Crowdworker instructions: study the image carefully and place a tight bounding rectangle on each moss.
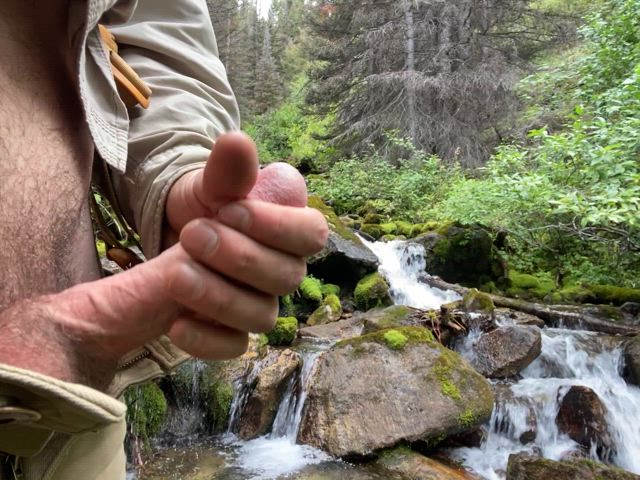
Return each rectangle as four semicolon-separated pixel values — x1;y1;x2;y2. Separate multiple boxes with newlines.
395;221;413;237
337;326;435;352
462;289;495;313
307;294;342;326
366;305;413;331
458;408;476;428
552;284;593;303
433;351;462;401
266;317;298;346
280;294;297;317
257;333;269;349
308;195;360;243
508;271;555;299
321;283;341;297
380;234;398;242
588;284;640;305
379;222;398;235
208;382;233;431
299;276;323;304
383;330;409;350
125;382;167;443
354;273;393;311
409;224;427;237
363;213;384;224
360;223;383;239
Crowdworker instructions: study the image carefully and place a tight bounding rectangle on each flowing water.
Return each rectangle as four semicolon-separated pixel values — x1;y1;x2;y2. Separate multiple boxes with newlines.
361;238;461;308
451;324;640;479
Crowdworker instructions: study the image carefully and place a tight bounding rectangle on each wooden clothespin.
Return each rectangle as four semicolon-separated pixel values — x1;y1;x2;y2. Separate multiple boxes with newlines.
99;24;152;109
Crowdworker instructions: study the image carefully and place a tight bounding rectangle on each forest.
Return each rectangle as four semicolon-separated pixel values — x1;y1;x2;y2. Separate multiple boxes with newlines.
123;1;640;479
206;0;639;294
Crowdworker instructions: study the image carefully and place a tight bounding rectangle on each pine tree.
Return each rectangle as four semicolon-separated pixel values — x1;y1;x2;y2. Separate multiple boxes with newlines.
254;24;284;114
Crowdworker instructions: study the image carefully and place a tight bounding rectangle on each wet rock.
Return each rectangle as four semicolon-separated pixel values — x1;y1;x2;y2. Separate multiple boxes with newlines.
354;273;393;311
491;384;537;445
376;447;479;479
471;326;542;378
414;224;507;288
307;295;343;326
299;317;364;341
462;289;496;314
556;385;614;457
495;309;545;328
237;349;300;439
443;427;488;448
624;337;640;387
307;196;379;289
361;306;422;334
298;327;494;457
506;453;640;480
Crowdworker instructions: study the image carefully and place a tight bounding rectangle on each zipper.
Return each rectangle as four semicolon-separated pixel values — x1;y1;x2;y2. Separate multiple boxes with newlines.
117;349;151;371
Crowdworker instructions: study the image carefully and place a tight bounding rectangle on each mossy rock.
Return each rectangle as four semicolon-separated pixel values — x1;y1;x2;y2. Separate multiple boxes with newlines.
321;283;341;297
587;285;640;306
363;213;384;225
337;326;436;352
362;305;416;333
354;272;393;311
462;289;495;313
307;294;343;326
379;222;398;235
395;221;414;237
417;223;507;288
507;271;555;300
308;195;360;243
125;382;167;444
551;284;595;304
360;223;383;240
299;276;323;304
381;234;398;242
266;317;299;346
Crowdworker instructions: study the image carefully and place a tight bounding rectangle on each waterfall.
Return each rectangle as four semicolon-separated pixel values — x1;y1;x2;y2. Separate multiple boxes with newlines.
450;328;640;479
226;343;330;480
361;238;461;309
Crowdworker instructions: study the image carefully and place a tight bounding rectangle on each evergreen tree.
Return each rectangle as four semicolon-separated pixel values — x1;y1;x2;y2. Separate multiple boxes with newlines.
254;24;284;113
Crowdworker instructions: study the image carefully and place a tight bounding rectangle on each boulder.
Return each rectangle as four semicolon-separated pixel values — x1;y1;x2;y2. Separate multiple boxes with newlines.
266;317;299;346
298;327;494;457
624;337;640;386
237;349;301;439
471;326;542;378
376;447;479;480
462;289;496;314
414;224;507;287
495;309;546;328
506;454;640;480
556;386;614;457
354;273;393;311
307;294;343;326
361;305;421;334
307;196;379;289
299;317;364;341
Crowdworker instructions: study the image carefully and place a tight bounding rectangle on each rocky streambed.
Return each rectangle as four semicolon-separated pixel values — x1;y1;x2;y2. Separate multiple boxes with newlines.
127;201;640;480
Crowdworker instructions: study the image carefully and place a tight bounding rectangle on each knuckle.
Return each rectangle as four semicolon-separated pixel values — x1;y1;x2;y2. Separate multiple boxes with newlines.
235;247;258;273
211;286;233;320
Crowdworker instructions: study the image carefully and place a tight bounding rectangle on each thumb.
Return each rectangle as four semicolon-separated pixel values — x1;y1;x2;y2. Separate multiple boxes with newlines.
197;131;259;213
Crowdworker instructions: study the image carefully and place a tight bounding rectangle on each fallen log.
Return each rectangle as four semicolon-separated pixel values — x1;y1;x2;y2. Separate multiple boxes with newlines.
422;276;640;337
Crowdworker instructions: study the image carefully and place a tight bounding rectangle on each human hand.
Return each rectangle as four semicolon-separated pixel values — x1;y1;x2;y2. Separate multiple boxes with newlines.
0;133;327;389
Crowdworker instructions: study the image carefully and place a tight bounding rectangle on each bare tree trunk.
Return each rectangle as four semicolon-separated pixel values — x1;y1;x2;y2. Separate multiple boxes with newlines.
402;0;418;145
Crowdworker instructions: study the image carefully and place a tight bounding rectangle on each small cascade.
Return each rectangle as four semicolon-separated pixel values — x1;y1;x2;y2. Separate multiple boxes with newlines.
227;360;265;433
451;329;640;479
226;342;331;479
361;238;461;309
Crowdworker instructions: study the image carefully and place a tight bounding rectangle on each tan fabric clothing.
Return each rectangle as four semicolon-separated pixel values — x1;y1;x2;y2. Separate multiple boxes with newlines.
0;0;239;477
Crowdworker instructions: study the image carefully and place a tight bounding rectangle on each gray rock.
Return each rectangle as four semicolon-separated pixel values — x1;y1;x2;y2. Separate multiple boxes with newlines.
471;326;542;378
361;306;422;334
237;349;300;439
624;337;640;386
495;309;546;328
299;317;364;341
506;454;640;480
298;327;494;457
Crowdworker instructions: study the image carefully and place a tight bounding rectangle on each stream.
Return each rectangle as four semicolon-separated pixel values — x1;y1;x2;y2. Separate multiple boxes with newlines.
131;239;640;480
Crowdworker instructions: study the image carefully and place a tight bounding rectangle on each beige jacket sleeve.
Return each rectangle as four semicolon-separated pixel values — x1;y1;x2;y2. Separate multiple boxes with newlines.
106;0;241;258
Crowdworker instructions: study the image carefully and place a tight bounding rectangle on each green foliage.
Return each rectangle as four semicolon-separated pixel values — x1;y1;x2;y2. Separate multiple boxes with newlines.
125;382;167;444
299;275;323;304
266;317;299;346
309;134;460;220
245;78;333;168
383;330;409;350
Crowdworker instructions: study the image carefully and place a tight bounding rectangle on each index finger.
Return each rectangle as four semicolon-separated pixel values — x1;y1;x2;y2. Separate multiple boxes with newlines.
216;200;329;257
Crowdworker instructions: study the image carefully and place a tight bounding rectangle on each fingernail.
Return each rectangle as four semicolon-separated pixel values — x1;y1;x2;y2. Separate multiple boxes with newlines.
186;220;219;256
218;203;250;230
